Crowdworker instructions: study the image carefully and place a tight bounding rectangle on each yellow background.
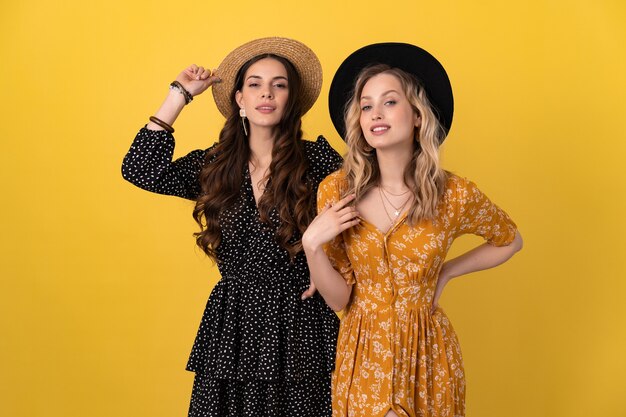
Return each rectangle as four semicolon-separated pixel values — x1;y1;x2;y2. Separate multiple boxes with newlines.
1;0;625;416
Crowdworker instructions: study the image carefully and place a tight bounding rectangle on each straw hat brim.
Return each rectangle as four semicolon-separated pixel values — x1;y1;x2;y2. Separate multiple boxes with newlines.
212;37;322;118
328;43;454;141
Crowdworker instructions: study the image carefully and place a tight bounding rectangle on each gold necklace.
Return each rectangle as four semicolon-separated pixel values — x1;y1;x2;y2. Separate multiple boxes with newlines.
379;185;411;197
379;187;395;224
379;186;410;225
380;186;411;217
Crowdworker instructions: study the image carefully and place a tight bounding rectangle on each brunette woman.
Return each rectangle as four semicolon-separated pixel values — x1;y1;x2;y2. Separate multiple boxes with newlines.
122;37;341;417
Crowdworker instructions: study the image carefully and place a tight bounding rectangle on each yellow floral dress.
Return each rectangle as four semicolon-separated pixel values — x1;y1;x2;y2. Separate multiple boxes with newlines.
318;171;518;417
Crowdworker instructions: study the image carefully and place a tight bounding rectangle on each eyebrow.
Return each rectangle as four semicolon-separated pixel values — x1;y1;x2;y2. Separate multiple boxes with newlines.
245;75;289;82
360;89;400;100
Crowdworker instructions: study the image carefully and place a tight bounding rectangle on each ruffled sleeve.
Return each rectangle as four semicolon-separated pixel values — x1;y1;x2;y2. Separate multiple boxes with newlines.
303;135;343;187
121;127;216;200
453;176;518;246
317;172;355;285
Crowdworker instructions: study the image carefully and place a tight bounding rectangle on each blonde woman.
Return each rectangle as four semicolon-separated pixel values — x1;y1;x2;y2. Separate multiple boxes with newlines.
302;43;523;417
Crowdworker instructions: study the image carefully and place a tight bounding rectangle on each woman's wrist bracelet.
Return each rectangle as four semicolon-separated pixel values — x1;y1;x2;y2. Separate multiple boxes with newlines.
169;81;194;104
149;116;175;133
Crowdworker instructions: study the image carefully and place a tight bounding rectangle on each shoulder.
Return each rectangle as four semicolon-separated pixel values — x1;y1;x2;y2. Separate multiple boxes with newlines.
320;169;348;186
302;135;333;155
444;172;478;194
439;173;475;208
442;173;494;214
302;135;343;173
318;170;348;201
203;141;220;164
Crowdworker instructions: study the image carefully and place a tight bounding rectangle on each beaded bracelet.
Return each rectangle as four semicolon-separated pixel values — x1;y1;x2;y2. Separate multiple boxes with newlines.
149;116;175;133
170;81;194;104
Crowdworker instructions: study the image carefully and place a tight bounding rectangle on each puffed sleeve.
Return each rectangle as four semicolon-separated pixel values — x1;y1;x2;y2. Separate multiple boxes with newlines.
453;177;518;246
121;127;216;200
317;172;355;285
303;135;343;188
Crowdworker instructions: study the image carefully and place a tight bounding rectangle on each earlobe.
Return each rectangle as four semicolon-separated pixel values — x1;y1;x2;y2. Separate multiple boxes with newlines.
235;90;243;107
415;115;421;128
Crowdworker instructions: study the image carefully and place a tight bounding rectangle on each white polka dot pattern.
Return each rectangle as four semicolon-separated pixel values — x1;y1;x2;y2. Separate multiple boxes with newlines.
122;127;344;416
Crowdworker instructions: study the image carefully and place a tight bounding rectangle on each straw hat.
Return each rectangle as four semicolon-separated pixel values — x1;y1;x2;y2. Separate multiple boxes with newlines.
328;43;454;141
212;37;323;118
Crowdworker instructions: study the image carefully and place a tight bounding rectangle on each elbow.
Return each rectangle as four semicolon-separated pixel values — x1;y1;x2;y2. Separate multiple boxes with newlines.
329;300;348;313
316;286;350;312
327;287;352;312
121;165;142;189
121;157;137;184
121;162;155;192
121;165;133;183
121;152;151;189
511;231;523;253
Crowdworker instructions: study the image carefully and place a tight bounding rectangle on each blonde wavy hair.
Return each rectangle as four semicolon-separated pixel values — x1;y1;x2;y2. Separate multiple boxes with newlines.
343;64;449;224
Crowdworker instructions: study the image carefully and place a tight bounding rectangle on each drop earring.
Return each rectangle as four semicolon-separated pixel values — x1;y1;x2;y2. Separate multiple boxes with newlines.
239;108;248;136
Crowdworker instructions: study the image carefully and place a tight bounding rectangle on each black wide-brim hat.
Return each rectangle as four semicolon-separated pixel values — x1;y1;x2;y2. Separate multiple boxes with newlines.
328;43;454;141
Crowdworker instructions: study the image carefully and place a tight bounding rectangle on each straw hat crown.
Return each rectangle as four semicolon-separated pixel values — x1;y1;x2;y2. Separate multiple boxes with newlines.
212;37;323;118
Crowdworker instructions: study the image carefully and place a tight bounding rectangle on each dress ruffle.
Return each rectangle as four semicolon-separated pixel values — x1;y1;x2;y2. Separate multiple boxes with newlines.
186;273;339;381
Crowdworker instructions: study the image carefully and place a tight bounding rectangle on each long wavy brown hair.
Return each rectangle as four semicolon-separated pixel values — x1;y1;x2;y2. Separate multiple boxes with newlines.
343;64;449;224
193;54;313;262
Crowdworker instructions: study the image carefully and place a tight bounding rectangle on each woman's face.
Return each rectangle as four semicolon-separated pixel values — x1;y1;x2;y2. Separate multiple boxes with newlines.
236;57;290;133
359;72;420;152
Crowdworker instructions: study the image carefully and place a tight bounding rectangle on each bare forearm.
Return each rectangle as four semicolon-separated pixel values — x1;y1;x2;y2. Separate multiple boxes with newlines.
301;194;359;310
443;231;523;280
146;65;218;131
304;244;352;312
146;89;187;130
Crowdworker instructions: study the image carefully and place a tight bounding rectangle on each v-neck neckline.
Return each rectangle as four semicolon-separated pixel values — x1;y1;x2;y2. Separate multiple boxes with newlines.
358;211;408;237
244;165;269;211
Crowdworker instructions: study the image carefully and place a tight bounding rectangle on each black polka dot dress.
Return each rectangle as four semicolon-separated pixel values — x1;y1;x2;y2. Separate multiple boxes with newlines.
122;127;343;417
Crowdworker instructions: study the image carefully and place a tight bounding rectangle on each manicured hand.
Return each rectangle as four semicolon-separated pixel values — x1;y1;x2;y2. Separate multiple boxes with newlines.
176;65;221;97
302;194;360;251
301;278;317;300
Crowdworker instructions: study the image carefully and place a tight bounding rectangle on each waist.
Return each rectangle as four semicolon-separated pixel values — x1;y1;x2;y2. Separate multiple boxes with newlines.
348;285;434;313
